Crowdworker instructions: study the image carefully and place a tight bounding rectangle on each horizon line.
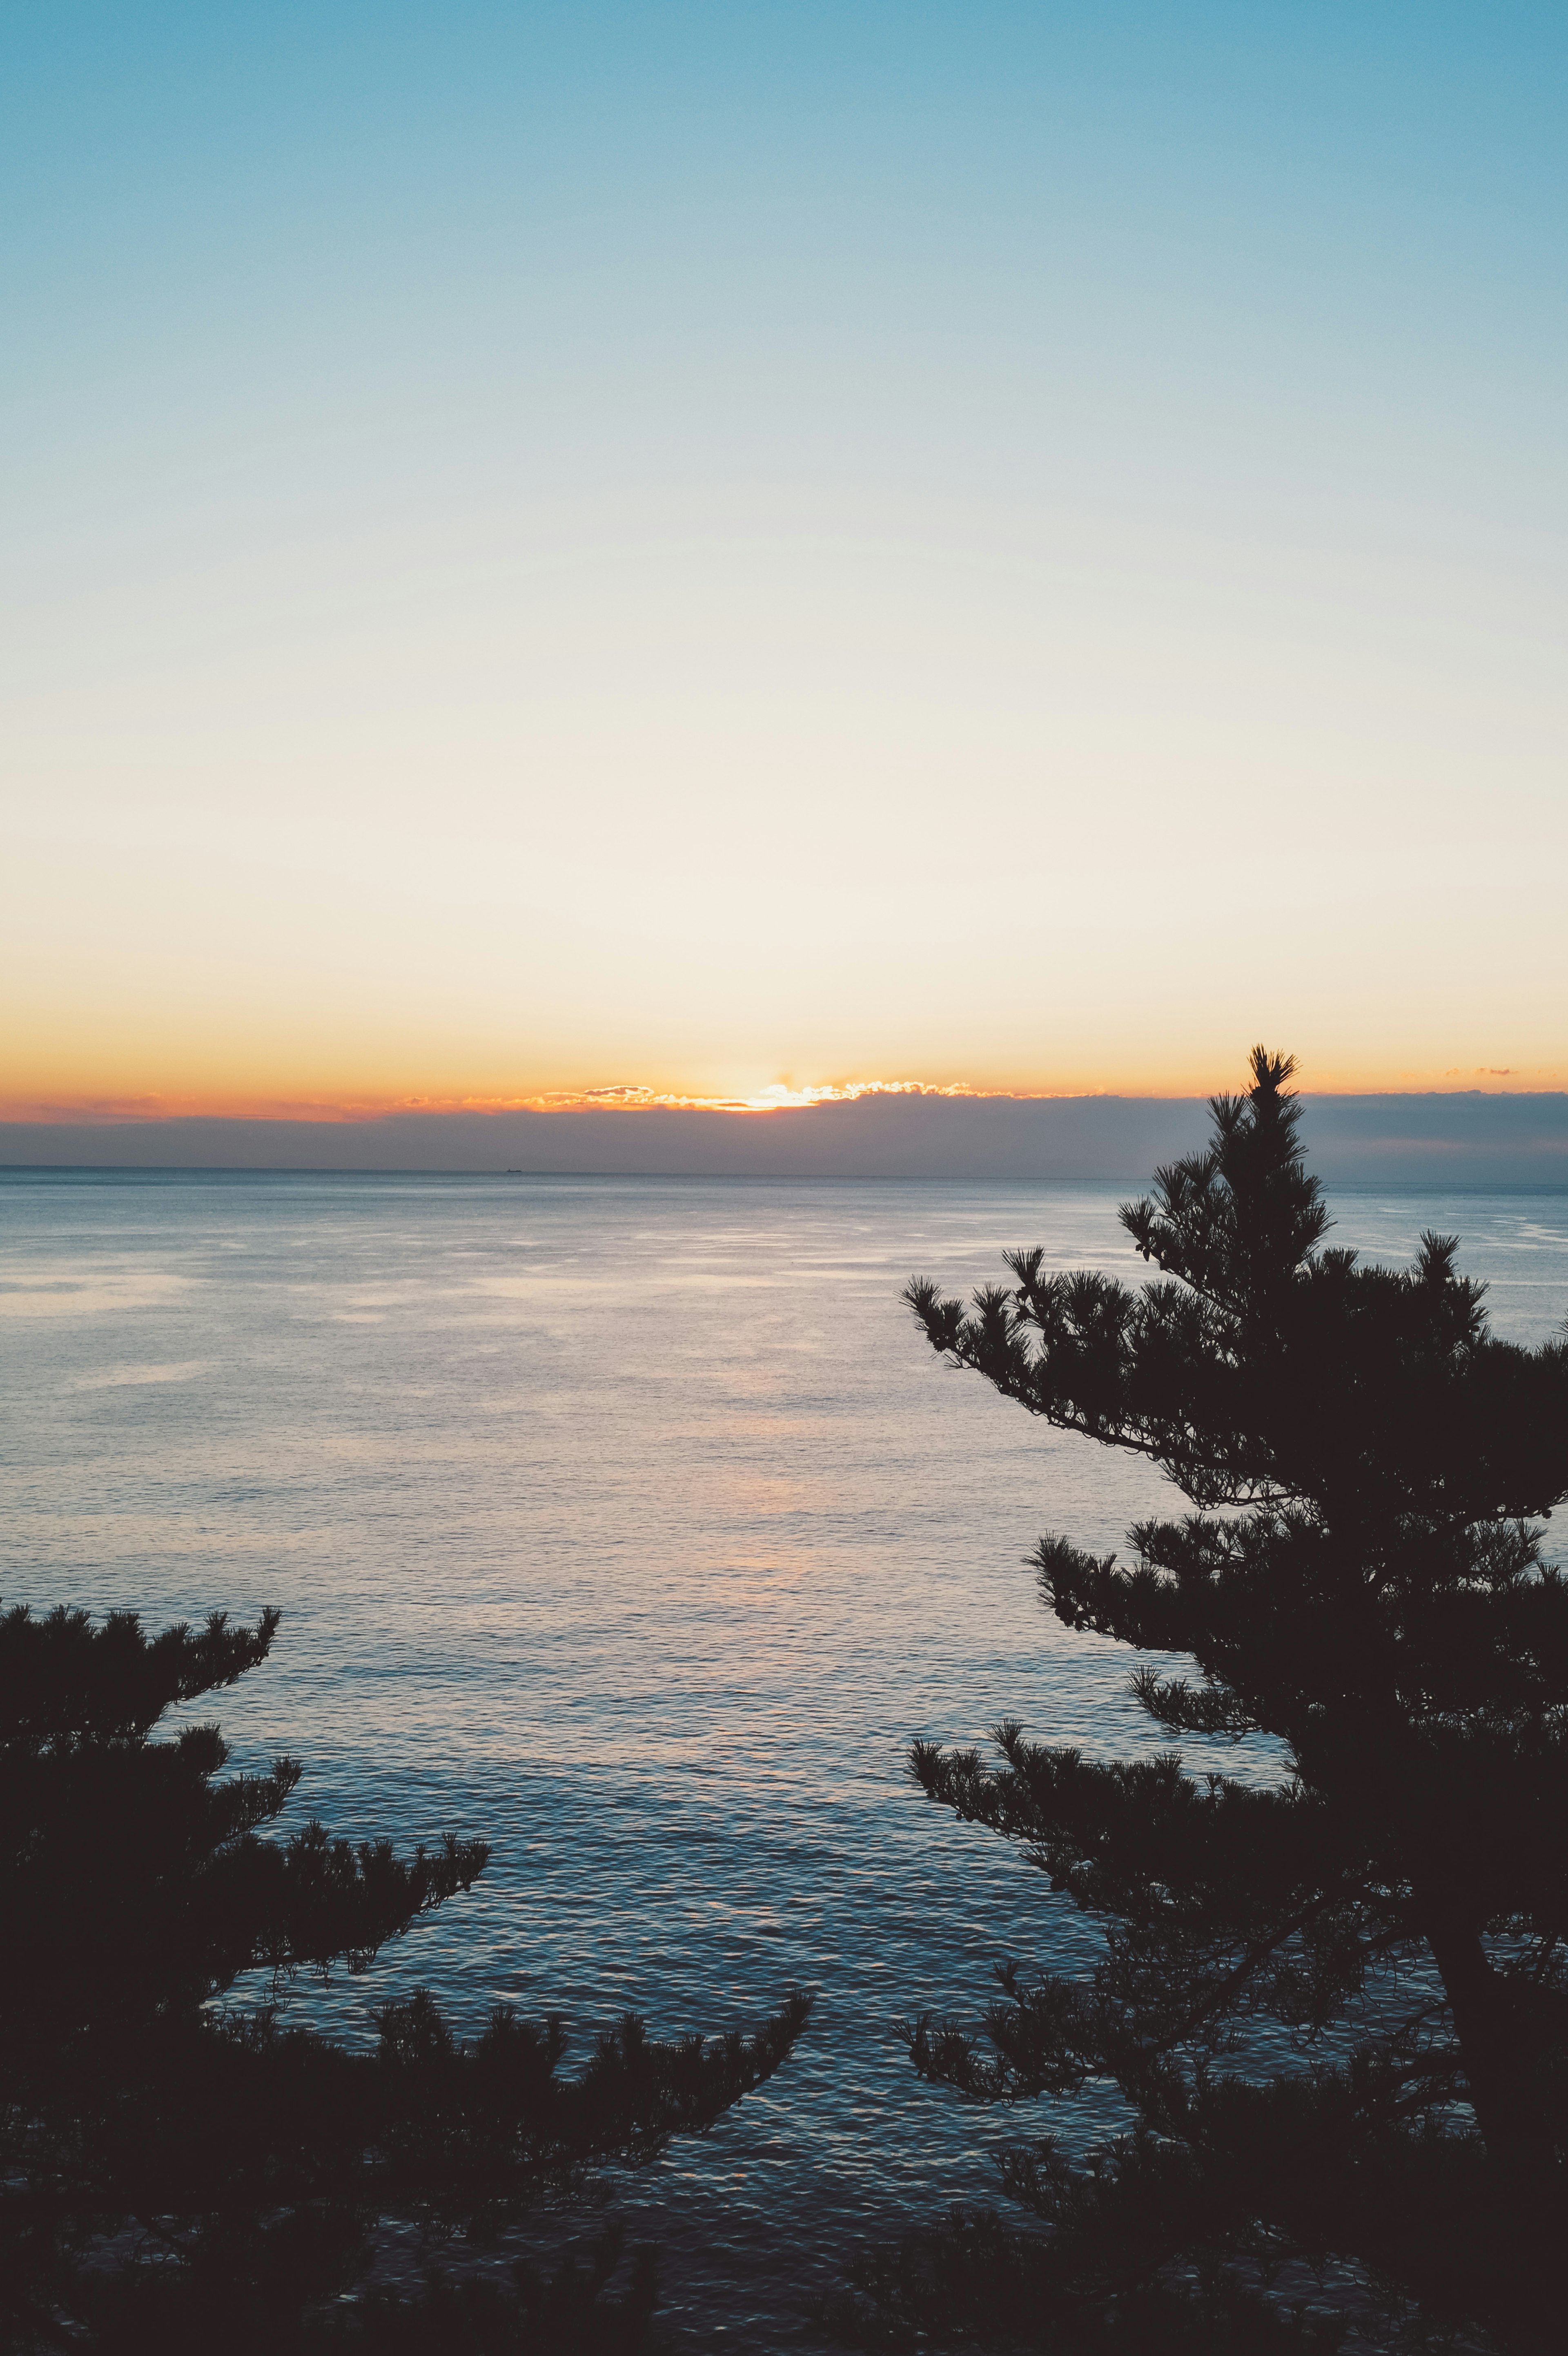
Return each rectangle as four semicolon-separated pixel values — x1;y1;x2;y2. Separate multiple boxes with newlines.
3;1078;1564;1129
5;1165;1567;1192
4;1089;1567;1185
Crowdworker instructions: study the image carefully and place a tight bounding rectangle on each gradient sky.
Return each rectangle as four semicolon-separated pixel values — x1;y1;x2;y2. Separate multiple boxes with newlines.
4;2;1565;1119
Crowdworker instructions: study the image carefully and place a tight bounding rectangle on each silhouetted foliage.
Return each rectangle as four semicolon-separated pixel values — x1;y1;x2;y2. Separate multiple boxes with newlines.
309;2226;658;2354
848;1049;1568;2354
0;1601;810;2353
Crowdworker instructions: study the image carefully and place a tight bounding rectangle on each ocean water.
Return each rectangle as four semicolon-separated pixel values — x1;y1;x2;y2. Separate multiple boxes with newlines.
3;1171;1566;2343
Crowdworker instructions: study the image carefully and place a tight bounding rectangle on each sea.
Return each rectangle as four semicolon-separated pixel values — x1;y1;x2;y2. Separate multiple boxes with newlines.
4;1171;1566;2344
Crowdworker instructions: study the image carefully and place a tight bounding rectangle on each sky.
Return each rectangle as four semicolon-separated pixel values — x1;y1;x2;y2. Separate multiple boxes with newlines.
3;2;1565;1124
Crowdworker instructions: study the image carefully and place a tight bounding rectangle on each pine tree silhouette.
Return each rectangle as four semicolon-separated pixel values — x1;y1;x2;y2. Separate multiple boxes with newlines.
0;1601;810;2352
860;1049;1568;2354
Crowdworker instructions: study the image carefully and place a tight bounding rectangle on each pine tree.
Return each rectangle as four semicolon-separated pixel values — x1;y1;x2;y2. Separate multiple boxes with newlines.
0;1601;810;2352
867;1050;1568;2354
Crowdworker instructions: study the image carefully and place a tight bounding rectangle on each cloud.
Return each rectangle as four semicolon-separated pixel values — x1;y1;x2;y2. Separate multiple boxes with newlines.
3;1091;1566;1186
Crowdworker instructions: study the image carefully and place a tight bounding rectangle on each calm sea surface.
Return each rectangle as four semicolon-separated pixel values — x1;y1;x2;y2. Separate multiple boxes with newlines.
4;1172;1567;2342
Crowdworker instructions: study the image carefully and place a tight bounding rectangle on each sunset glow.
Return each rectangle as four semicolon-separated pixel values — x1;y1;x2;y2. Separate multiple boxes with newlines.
4;5;1565;1133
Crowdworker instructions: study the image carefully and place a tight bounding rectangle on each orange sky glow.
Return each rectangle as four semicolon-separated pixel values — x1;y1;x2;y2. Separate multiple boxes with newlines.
4;11;1564;1128
6;1063;1564;1130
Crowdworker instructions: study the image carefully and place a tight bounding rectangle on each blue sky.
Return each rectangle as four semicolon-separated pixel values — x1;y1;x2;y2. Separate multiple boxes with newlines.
4;4;1565;1113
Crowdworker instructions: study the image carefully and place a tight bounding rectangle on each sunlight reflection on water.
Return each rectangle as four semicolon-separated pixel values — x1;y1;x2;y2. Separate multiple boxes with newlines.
2;1173;1565;2343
